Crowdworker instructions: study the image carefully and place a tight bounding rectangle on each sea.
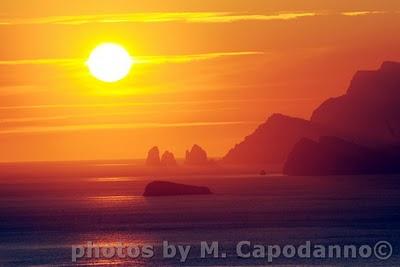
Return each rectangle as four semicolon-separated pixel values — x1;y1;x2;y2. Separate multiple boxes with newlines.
0;161;400;266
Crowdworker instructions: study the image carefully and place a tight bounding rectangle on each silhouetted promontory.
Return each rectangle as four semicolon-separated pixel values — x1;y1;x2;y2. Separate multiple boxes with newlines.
222;61;400;170
222;114;329;165
284;136;400;176
143;181;212;197
311;61;400;145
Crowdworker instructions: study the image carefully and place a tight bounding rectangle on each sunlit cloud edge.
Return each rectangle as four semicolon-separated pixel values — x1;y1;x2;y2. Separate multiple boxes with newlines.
0;51;264;66
0;10;392;26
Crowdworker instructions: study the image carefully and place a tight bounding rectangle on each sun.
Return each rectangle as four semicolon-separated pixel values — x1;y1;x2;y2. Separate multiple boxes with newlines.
86;43;133;83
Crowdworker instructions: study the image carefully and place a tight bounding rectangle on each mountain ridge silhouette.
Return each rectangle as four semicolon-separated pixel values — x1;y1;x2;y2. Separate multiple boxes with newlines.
222;61;400;165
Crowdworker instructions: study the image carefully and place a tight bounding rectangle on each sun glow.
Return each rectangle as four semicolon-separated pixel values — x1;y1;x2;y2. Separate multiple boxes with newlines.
86;43;133;83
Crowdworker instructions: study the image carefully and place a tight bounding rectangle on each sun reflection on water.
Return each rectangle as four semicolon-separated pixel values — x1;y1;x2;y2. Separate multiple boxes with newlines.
87;195;141;201
72;233;158;266
90;176;140;182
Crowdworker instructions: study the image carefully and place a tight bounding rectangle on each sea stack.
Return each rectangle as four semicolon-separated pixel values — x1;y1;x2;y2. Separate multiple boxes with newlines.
185;144;208;165
161;151;177;166
146;146;161;166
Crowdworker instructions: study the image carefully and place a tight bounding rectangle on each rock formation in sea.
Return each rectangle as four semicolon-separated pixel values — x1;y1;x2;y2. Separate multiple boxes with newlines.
143;181;212;197
185;144;208;165
283;136;400;175
160;151;177;166
145;146;161;166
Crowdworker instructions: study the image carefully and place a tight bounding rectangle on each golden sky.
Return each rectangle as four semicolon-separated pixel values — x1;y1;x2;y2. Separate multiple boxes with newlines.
0;0;400;161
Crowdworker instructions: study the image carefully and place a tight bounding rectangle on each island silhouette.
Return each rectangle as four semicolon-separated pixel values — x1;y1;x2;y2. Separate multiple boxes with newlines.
143;181;212;197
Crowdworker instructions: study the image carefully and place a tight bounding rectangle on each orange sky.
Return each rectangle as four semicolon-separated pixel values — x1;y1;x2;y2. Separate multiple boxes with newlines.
0;0;400;162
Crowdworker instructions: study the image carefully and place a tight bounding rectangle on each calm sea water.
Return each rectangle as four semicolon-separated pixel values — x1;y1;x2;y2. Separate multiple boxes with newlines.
1;172;400;266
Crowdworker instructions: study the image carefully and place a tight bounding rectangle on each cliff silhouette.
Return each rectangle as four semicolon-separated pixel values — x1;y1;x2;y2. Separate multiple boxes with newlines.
284;136;400;176
311;61;400;145
222;114;329;164
222;62;400;172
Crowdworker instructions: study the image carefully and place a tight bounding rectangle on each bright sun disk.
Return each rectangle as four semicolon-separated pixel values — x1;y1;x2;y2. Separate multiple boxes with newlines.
87;43;133;83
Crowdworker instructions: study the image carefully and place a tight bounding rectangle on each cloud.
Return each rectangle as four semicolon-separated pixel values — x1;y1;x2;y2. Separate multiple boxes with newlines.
0;51;264;66
0;12;318;25
136;51;264;64
0;58;77;66
0;11;392;26
186;12;317;23
0;121;258;135
0;98;313;111
341;11;387;16
0;107;239;124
